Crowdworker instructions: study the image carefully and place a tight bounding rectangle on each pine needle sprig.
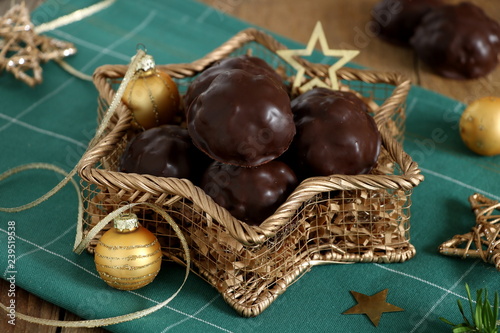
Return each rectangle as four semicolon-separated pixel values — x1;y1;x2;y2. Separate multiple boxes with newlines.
439;284;499;333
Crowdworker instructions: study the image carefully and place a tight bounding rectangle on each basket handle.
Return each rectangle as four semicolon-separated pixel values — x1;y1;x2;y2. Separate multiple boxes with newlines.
77;104;131;174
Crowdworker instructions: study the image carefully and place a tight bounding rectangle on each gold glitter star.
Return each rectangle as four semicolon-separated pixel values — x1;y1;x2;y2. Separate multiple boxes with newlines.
439;193;500;270
342;289;404;327
276;21;359;94
0;2;77;86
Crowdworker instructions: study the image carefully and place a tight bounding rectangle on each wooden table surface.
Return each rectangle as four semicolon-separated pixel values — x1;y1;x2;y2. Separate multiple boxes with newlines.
1;0;499;332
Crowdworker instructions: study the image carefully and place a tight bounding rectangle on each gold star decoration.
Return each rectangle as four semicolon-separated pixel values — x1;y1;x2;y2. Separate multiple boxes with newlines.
342;289;404;327
439;193;500;270
0;1;77;86
276;21;359;94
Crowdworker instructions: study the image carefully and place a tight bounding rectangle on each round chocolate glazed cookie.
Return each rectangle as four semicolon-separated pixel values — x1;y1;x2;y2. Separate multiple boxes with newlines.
410;2;500;79
201;160;298;226
184;55;284;109
290;88;381;178
187;69;295;167
119;125;208;183
372;0;443;46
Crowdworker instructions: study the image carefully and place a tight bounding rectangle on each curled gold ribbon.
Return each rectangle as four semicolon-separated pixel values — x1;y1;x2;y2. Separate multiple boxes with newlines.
0;38;193;326
35;0;117;81
0;203;190;328
2;0;116;83
0;45;144;215
34;0;116;35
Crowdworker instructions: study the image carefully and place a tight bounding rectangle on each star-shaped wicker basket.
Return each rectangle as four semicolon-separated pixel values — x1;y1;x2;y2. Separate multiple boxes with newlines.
78;28;423;317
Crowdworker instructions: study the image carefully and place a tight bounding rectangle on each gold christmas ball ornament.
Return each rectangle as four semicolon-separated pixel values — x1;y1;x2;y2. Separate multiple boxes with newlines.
122;54;180;130
459;96;500;156
94;212;162;290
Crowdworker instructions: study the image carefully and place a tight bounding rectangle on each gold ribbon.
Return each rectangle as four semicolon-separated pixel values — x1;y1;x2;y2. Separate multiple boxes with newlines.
0;203;191;328
34;0;116;35
34;0;116;81
0;27;193;325
3;0;116;82
0;45;142;214
36;0;117;82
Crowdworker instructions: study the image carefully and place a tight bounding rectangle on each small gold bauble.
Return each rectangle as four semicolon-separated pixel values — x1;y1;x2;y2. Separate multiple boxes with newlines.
122;55;180;130
459;96;500;156
94;213;162;290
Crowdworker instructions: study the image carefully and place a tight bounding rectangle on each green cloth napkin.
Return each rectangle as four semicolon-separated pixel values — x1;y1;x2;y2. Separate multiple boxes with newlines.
1;0;499;332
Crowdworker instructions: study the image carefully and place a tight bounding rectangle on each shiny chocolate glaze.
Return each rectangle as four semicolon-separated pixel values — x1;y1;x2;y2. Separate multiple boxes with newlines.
372;0;443;46
187;69;295;167
119;125;208;183
201;160;298;226
290;88;381;177
184;55;284;109
411;2;500;79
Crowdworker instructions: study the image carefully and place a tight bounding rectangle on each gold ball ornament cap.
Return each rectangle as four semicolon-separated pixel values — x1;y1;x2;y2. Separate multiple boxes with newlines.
113;212;139;232
132;53;156;72
122;53;181;130
94;213;162;291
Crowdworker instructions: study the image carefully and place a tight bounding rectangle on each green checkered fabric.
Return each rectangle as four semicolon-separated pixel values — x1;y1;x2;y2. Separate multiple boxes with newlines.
1;1;499;332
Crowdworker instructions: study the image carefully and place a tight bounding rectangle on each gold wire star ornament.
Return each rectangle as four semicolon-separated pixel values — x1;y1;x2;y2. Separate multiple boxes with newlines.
342;289;404;327
0;2;77;86
439;193;500;270
0;0;115;86
276;21;359;94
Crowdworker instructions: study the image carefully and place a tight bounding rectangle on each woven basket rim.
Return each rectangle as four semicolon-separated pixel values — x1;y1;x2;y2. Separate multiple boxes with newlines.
78;28;423;246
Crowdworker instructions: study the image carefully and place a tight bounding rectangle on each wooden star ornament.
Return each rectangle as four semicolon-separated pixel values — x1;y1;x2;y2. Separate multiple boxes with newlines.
0;2;77;86
439;193;500;270
342;289;404;327
276;21;359;94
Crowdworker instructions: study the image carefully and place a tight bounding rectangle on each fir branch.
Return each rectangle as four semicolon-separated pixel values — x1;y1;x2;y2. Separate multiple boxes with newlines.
439;284;499;333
